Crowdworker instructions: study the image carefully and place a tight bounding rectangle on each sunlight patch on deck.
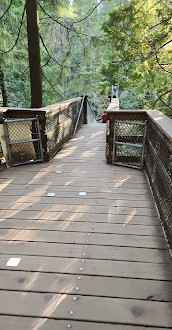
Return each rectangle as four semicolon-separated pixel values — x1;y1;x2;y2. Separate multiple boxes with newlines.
122;209;137;228
32;293;68;330
2;229;40;241
114;175;132;188
0;180;13;191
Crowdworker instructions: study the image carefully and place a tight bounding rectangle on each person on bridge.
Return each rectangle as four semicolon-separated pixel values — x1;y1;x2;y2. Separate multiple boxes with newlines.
101;112;107;123
97;111;107;123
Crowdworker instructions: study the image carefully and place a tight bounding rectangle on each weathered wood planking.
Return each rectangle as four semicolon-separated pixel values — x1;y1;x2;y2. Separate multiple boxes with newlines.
0;229;167;249
0;184;151;194
0;270;172;301
0;291;171;327
0;190;153;201
0;220;163;236
0;254;172;280
0;212;159;225
0;316;167;330
0;203;158;216
0;196;155;208
0;241;170;263
0;123;171;329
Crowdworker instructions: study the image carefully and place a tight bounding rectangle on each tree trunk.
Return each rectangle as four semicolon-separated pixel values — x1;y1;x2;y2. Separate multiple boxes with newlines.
0;66;8;107
26;0;42;108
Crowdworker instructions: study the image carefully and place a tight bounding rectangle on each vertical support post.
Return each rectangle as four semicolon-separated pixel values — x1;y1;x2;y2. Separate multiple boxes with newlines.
83;95;87;124
26;0;42;108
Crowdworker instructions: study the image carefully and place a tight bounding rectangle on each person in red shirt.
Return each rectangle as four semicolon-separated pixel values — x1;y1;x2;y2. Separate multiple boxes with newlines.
101;112;107;123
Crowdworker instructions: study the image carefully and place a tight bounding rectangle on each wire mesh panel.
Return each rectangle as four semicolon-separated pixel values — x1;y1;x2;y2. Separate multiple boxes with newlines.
45;98;84;159
4;117;44;166
113;120;147;169
145;117;172;248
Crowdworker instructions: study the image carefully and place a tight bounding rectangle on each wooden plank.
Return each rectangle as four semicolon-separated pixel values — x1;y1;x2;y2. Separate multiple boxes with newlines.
0;170;147;179
3;168;146;179
0;203;157;217
0;122;171;329
0;182;151;194
0;270;171;301
0;177;149;185
0;241;170;263
0;196;155;209
0;190;153;201
0;212;159;226
0;316;167;330
0;229;166;249
0;255;171;280
0;291;171;327
0;220;163;236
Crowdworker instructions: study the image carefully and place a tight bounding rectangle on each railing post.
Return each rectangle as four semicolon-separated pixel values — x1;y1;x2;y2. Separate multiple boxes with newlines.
83;95;88;124
73;95;85;138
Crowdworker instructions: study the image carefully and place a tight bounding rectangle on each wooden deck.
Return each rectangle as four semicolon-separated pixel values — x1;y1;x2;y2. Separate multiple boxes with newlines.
0;123;172;329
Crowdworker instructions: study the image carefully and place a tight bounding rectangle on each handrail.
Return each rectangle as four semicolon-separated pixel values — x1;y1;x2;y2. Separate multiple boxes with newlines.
0;96;87;164
73;94;86;138
106;107;172;251
87;99;96;118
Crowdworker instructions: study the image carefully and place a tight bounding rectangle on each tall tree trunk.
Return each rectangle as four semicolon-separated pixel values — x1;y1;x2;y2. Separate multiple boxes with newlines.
26;0;42;108
0;66;8;107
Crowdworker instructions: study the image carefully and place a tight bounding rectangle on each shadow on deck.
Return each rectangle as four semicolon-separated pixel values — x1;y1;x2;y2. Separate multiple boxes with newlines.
0;122;171;329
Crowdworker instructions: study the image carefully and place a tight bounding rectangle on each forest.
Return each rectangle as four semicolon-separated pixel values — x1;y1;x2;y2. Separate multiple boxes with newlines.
0;0;171;117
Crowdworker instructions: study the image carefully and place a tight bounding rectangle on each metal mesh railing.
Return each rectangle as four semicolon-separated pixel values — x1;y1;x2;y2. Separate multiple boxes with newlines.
145;118;172;248
45;97;86;159
106;111;146;164
4;117;44;166
0;97;87;166
114;120;146;143
113;120;147;169
106;108;172;249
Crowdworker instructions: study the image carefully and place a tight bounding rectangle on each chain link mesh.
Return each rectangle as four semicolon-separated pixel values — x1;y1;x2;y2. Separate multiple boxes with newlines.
113;120;146;168
46;99;83;159
5;118;43;166
145;118;172;248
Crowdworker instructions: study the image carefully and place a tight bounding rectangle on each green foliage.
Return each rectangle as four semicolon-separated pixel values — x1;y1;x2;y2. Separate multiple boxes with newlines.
0;0;114;111
102;0;172;116
1;0;171;118
119;89;146;109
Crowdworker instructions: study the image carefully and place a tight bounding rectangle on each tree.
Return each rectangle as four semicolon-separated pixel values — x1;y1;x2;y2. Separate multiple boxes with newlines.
101;0;172;115
0;66;8;106
0;0;116;113
26;0;42;108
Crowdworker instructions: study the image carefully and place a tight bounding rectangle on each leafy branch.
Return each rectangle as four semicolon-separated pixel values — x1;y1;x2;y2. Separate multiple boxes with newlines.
71;0;105;24
42;71;64;99
0;4;26;54
153;89;172;108
0;0;13;20
38;3;103;40
39;34;70;68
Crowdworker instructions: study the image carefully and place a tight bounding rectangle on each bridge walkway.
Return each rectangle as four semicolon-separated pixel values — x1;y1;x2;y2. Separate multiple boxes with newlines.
0;122;171;329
